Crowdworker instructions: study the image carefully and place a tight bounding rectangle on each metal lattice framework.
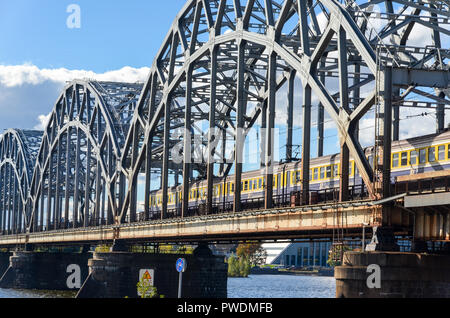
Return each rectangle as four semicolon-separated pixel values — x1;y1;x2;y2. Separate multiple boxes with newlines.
0;0;448;237
28;80;142;232
117;0;450;224
0;129;42;234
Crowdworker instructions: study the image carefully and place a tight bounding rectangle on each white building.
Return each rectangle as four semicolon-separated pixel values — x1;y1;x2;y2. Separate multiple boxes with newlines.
262;241;333;268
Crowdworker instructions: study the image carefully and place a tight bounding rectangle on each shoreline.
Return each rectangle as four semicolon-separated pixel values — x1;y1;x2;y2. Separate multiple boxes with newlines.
231;268;335;277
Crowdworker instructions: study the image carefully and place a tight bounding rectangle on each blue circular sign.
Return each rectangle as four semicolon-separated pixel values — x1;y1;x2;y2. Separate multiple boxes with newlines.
176;258;187;273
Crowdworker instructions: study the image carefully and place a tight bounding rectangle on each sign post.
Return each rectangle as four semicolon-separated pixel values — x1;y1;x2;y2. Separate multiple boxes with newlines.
176;258;187;298
138;269;155;297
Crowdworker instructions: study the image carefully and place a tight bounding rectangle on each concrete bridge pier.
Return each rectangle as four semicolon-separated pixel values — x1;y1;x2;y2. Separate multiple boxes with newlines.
0;251;11;275
335;251;450;298
336;227;450;298
77;244;228;298
0;250;91;291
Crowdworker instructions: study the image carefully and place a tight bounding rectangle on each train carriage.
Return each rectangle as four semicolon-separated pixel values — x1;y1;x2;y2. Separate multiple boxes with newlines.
148;130;450;219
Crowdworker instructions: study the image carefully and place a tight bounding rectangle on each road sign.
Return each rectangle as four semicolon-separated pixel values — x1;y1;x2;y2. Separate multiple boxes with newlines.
176;258;187;273
176;258;187;298
138;269;154;297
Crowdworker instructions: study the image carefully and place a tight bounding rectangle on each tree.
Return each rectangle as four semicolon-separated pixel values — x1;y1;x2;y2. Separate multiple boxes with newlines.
236;243;260;259
236;243;267;267
227;255;241;277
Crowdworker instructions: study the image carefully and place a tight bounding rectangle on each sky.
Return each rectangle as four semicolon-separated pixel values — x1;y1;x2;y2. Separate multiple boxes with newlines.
0;0;447;149
0;0;186;131
0;0;448;208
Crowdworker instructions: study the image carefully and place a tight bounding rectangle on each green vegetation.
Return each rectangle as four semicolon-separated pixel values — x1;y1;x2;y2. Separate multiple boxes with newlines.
136;277;159;299
227;254;251;277
94;244;195;254
95;245;112;253
327;245;352;267
227;243;267;277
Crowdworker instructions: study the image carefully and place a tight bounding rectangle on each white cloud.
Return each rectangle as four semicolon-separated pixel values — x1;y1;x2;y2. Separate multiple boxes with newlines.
34;113;52;130
0;64;150;88
0;63;150;131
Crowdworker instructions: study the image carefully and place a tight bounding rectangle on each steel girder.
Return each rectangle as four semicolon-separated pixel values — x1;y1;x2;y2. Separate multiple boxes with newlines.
0;129;42;234
117;0;449;225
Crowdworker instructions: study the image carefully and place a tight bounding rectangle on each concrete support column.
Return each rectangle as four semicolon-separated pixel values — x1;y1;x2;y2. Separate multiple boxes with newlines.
336;252;450;298
78;246;227;298
0;251;90;291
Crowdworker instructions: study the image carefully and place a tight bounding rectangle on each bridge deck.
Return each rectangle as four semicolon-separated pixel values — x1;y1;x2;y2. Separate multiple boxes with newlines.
0;200;382;246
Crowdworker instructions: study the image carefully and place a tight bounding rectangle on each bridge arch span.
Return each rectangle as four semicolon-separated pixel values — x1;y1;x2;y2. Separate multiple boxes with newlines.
0;129;42;234
29;80;142;232
118;0;450;222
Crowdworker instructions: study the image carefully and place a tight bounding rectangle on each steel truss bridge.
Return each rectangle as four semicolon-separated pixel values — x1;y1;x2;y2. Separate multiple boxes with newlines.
0;0;449;246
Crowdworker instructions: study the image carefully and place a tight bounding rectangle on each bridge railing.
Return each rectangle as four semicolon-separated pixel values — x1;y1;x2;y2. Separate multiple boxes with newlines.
125;184;370;224
395;175;450;196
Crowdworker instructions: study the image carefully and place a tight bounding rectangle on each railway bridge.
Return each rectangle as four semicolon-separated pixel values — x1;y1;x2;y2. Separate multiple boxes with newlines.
0;0;449;298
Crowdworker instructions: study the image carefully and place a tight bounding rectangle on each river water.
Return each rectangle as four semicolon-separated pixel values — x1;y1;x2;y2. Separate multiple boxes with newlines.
0;275;335;298
228;275;336;298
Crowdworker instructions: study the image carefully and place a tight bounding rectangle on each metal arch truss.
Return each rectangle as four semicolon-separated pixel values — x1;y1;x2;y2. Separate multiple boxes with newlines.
0;129;42;234
0;0;449;235
27;80;142;233
118;0;449;224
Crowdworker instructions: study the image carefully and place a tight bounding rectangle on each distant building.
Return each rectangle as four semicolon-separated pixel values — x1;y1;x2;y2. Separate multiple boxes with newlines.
262;241;333;268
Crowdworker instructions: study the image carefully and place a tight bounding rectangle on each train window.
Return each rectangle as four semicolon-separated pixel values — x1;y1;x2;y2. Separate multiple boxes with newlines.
333;165;339;178
349;163;354;176
309;169;313;181
392;153;399;168
231;183;235;194
258;178;262;189
438;145;446;161
410;150;418;165
296;171;301;183
419;149;426;164
428;147;436;162
326;166;332;179
313;168;318;180
401;152;408;166
319;167;325;180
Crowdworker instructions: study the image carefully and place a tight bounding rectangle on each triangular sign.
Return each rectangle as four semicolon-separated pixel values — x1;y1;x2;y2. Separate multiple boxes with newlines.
143;271;151;280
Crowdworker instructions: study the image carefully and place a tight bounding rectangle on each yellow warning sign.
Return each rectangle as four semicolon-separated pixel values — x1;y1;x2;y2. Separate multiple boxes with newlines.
142;270;152;280
138;269;155;297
